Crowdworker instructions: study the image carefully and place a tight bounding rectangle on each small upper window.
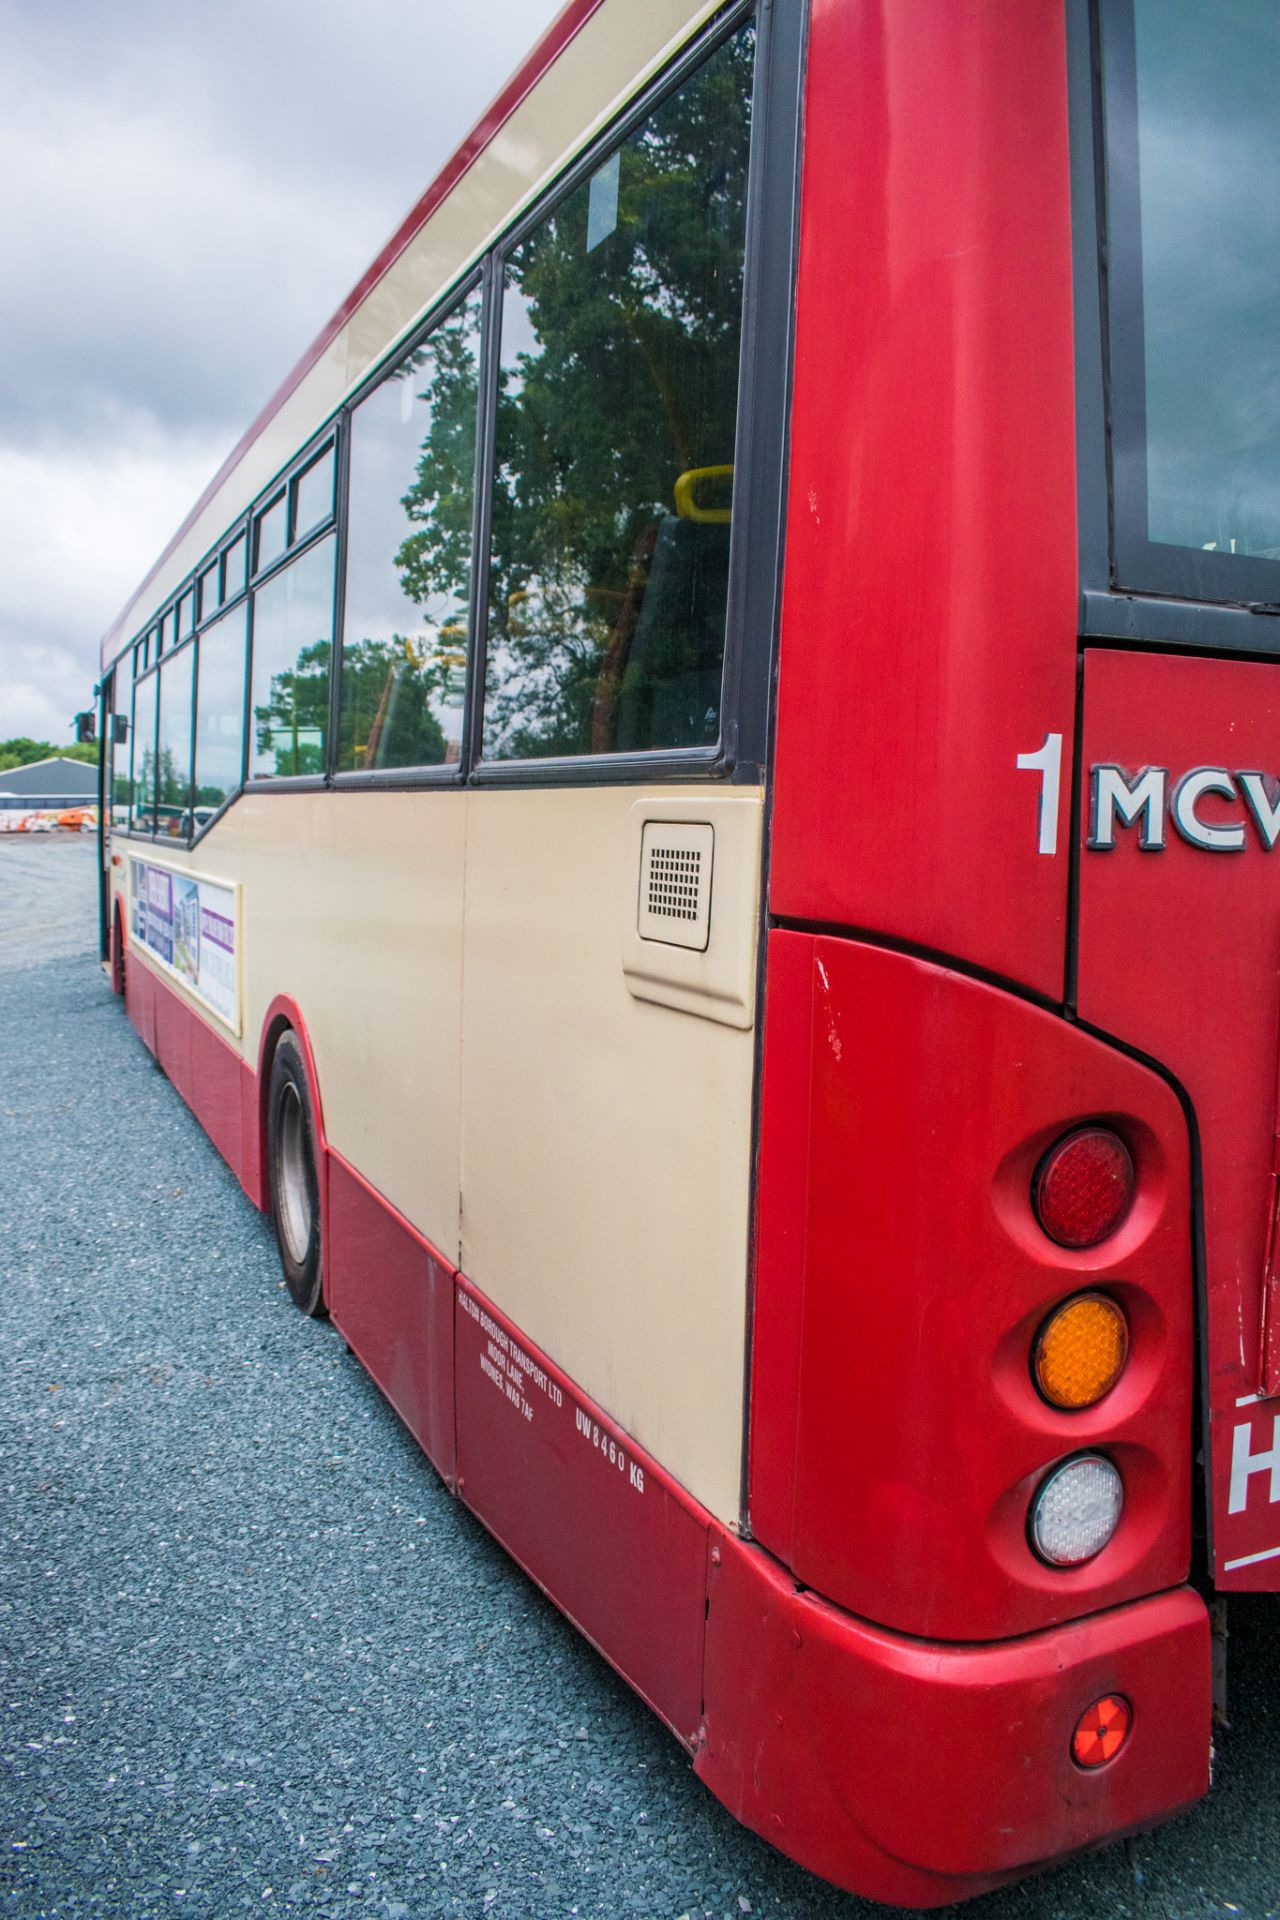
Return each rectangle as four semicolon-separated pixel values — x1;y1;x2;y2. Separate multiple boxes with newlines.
224;531;248;600
178;590;195;639
255;493;287;574
292;445;335;543
1104;0;1280;604
200;559;221;620
160;608;176;654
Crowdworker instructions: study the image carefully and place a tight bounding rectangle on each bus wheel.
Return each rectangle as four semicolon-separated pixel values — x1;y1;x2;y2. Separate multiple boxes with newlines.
267;1033;326;1316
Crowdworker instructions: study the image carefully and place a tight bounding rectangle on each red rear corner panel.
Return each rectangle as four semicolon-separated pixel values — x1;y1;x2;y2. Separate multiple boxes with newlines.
769;0;1079;998
750;932;1194;1642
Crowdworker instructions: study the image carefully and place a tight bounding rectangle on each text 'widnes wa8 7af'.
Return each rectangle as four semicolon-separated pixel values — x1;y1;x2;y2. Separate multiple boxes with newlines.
91;0;1280;1904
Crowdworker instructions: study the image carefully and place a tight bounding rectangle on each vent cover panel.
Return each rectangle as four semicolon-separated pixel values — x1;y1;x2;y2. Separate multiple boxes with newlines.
638;821;713;951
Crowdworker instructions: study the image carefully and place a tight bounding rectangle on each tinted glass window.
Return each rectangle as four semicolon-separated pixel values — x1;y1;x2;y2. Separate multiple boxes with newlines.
200;560;221;620
177;590;195;639
481;25;753;760
194;601;247;817
1108;0;1280;598
224;532;248;600
293;445;335;541
250;535;335;778
160;609;176;654
131;672;158;832
156;643;194;837
255;494;287;574
338;291;481;772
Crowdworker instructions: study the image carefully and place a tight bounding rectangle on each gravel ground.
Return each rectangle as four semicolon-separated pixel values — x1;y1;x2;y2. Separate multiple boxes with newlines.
1;833;1278;1920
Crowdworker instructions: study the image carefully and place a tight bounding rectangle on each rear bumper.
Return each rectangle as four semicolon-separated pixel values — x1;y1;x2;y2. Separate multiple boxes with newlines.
697;1529;1211;1908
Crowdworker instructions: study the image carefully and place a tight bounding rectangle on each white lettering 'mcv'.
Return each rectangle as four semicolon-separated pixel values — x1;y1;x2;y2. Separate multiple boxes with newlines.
1229;1415;1280;1513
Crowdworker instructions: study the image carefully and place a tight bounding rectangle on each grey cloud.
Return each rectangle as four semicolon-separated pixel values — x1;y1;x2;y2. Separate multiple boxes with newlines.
0;0;562;735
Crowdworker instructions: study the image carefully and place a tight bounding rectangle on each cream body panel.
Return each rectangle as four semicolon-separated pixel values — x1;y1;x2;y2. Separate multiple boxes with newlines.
229;792;467;1257
104;0;721;664
122;795;467;1260
460;784;762;1525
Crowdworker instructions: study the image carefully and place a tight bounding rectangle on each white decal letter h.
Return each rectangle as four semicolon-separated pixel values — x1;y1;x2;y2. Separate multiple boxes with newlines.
1229;1415;1280;1513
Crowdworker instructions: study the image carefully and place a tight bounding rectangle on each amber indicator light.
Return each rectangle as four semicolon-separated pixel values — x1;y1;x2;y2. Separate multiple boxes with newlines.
1033;1126;1135;1249
1033;1292;1130;1410
1072;1694;1131;1769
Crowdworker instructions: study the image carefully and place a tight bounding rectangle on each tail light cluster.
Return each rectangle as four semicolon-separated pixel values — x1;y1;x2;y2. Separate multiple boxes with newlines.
1026;1127;1134;1575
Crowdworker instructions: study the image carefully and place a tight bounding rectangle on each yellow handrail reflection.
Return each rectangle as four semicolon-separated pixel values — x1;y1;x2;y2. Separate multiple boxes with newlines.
673;464;733;524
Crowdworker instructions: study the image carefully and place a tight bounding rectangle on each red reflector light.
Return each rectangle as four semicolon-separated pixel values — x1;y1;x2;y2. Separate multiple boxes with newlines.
1072;1694;1131;1769
1033;1127;1134;1249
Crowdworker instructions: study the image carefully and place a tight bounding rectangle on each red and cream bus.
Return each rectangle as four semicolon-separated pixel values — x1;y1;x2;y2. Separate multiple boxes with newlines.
93;0;1280;1902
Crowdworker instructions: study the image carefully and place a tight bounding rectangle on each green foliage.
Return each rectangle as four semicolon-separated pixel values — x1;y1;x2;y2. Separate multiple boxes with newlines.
254;640;332;778
394;308;482;617
0;737;99;773
335;637;450;772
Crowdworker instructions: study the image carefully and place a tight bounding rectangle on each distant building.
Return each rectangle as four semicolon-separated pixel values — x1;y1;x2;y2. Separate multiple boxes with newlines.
0;756;97;812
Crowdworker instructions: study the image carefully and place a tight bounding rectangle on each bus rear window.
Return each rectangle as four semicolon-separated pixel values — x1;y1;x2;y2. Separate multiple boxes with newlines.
1105;0;1280;604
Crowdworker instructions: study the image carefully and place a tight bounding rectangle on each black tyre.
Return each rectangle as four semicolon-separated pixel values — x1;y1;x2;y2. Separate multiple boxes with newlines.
267;1032;326;1316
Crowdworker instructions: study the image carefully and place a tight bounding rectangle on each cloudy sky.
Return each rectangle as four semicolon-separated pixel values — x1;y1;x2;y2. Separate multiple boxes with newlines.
0;0;563;744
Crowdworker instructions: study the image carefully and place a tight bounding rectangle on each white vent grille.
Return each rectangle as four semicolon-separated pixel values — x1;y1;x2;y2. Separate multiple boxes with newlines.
638;821;713;951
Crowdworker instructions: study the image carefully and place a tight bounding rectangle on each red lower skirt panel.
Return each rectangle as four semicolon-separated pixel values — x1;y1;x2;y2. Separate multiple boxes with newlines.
327;1150;457;1488
121;952;1212;1906
127;952;250;1187
452;1276;709;1744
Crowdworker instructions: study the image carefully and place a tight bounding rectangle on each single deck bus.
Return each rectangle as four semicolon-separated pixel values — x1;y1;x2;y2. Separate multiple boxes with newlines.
91;0;1280;1901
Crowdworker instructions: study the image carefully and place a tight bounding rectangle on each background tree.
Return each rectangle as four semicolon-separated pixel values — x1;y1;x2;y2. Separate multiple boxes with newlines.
0;738;99;773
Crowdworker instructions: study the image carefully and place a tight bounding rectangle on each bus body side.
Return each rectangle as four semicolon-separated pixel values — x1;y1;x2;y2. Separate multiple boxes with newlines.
99;0;1280;1904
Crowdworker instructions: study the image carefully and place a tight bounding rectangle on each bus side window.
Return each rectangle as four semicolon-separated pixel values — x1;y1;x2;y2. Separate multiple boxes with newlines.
249;535;336;780
157;641;195;837
337;288;483;774
130;667;158;835
479;20;754;763
194;602;248;824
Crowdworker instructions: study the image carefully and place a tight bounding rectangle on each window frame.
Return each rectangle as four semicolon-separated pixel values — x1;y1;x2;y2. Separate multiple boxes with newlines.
469;0;774;787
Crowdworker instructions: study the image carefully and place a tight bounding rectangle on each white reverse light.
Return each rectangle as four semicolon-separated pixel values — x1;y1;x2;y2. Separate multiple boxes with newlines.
1029;1454;1124;1567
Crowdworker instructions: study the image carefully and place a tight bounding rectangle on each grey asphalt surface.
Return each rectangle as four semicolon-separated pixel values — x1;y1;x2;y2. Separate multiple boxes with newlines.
1;833;1278;1920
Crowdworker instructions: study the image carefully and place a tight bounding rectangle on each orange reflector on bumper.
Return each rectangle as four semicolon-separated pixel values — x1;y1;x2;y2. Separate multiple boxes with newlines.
1072;1694;1131;1769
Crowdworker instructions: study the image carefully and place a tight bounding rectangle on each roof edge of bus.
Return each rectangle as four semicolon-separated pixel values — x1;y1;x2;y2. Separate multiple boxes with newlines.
98;0;607;675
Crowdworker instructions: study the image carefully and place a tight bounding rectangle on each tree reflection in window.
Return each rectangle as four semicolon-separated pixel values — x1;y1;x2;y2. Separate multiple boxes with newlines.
338;293;481;771
250;536;336;778
477;22;754;760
